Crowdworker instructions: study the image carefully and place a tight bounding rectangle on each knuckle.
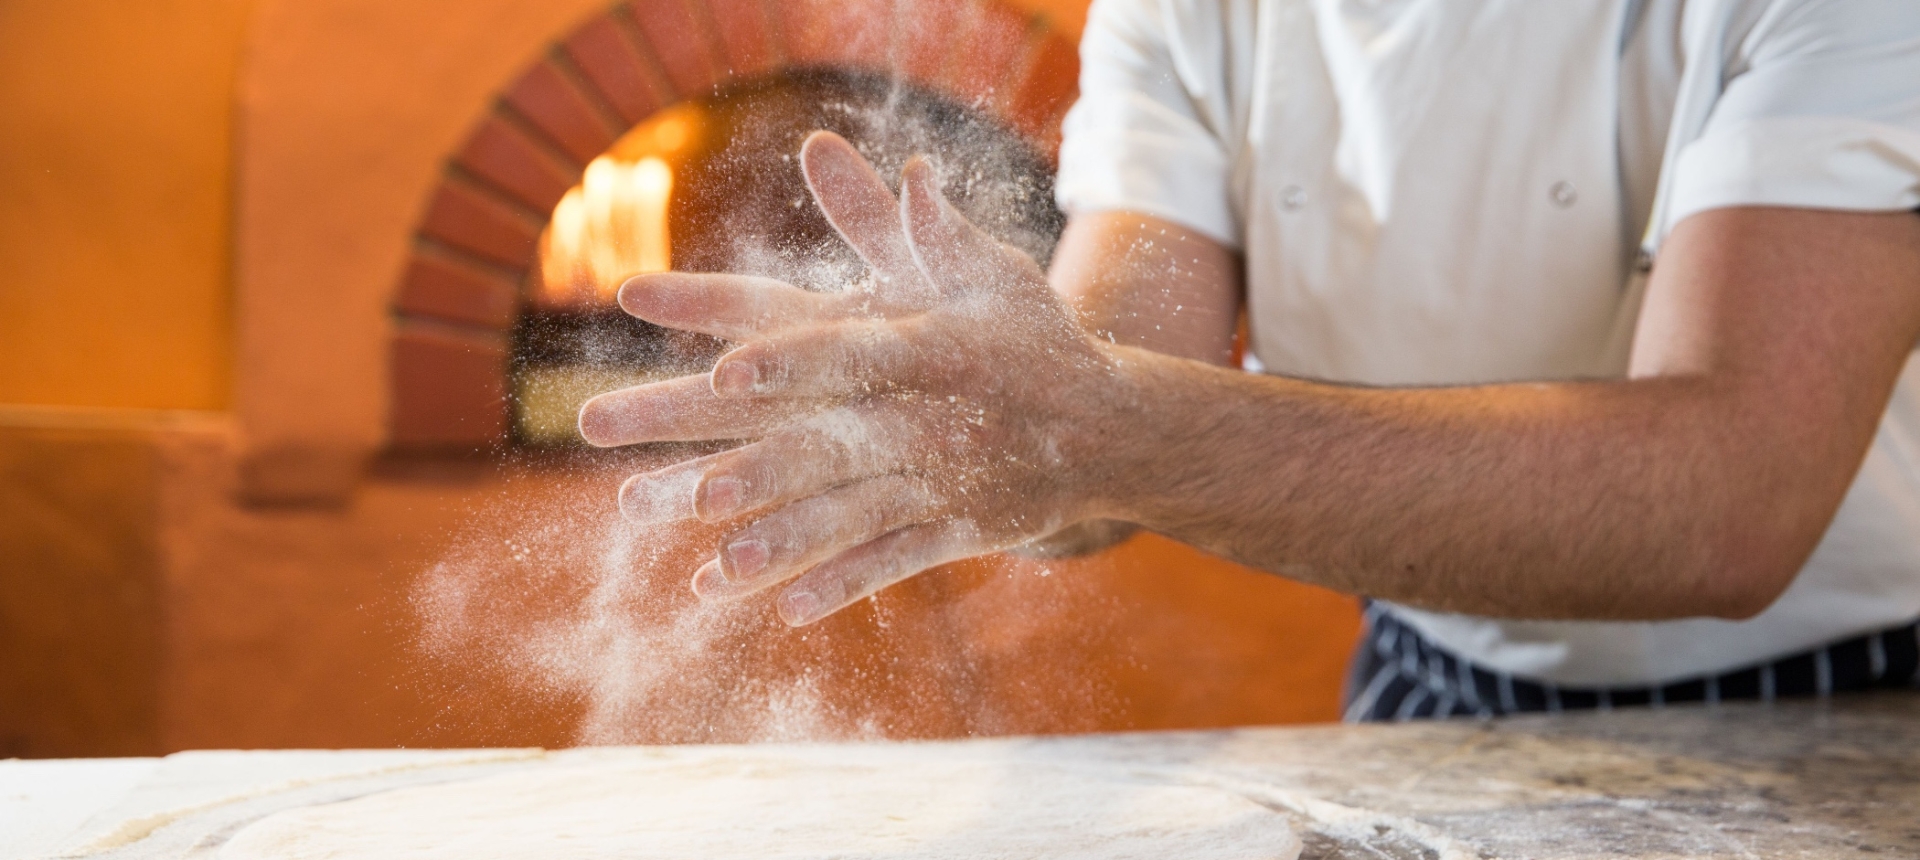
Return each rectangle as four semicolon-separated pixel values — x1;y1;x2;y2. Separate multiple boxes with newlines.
749;518;803;567
859;490;897;538
832;339;867;389
755;349;788;391
743;458;782;502
849;551;910;595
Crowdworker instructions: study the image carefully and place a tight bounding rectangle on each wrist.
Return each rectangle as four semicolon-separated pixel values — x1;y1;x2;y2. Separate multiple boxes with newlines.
1069;338;1184;528
1011;519;1142;559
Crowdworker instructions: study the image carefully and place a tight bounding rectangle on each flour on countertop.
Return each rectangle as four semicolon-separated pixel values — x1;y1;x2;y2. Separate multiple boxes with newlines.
216;748;1303;860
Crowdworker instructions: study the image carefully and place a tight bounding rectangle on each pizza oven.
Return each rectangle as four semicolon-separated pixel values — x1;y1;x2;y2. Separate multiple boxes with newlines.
234;0;1078;502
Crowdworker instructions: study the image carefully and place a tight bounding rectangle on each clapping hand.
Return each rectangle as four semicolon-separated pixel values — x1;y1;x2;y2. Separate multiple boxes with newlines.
578;132;1125;626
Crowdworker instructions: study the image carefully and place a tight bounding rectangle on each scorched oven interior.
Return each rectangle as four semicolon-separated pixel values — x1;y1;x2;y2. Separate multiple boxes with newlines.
508;68;1065;447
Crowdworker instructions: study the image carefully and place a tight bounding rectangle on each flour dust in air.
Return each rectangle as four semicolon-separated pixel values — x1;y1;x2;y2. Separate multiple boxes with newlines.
412;35;1114;744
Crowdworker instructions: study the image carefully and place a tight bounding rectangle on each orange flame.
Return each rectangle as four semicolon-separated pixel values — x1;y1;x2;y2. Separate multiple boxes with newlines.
539;155;673;305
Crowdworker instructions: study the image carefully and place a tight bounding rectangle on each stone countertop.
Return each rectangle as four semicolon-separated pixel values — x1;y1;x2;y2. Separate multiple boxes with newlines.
1091;692;1920;858
11;693;1917;859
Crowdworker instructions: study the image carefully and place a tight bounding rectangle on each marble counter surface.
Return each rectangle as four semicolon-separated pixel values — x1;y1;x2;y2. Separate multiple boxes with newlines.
1155;692;1920;858
11;693;1917;859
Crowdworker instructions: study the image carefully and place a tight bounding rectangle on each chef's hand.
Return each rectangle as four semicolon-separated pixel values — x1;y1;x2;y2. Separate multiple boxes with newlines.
578;131;1127;626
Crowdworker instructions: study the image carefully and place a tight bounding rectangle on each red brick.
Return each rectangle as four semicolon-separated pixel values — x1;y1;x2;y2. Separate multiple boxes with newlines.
389;323;509;449
840;0;900;72
1005;32;1078;146
452;114;578;213
704;0;779;78
772;0;827;66
564;13;670;125
394;252;521;330
625;0;722;98
779;0;897;72
503;61;618;165
419;183;542;271
896;0;970;89
945;1;1031;108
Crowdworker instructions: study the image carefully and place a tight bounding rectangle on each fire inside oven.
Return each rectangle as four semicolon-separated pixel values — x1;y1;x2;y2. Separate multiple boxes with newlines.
508;69;1065;447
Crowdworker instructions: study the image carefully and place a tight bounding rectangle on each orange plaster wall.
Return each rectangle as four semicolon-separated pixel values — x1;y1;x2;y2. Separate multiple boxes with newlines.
233;0;622;473
0;1;256;411
1003;0;1086;39
0;0;1078;416
150;445;1360;751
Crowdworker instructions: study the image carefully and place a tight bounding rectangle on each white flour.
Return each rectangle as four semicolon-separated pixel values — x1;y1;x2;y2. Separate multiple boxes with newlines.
216;748;1303;860
415;5;1100;747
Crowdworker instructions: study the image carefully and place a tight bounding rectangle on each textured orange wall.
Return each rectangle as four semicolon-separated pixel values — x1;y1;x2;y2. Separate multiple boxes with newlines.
151;448;1359;752
1005;0;1086;38
0;0;1074;416
0;0;255;410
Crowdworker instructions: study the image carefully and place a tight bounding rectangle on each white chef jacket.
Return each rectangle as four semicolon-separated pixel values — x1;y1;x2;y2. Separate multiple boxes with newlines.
1054;0;1920;686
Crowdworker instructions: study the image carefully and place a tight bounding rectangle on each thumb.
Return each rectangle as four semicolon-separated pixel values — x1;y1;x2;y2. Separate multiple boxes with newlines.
799;131;937;309
899;157;1042;301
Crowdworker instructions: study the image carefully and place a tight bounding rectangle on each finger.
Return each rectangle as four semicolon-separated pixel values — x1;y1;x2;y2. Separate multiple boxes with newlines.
692;405;918;522
578;373;823;446
800;131;938;307
617;271;869;341
899;157;1045;300
694;473;943;601
616;451;725;524
709;320;936;399
776;519;985;626
690;557;726;596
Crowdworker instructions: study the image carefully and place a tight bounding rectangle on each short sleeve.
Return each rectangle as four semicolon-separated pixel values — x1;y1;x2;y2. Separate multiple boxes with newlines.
1054;0;1242;247
1666;0;1920;226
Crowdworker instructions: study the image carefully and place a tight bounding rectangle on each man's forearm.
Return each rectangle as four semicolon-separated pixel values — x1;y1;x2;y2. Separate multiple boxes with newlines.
1079;207;1920;622
1050;211;1243;364
587;146;1920;627
1092;352;1856;620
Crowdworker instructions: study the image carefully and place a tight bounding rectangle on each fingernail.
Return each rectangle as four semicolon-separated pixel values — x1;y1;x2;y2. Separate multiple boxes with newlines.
575;395;621;447
712;361;758;395
699;476;748;520
780;589;821;626
725;538;770;579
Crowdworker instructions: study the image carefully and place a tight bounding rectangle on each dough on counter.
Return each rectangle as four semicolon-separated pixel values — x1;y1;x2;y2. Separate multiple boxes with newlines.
217;748;1300;859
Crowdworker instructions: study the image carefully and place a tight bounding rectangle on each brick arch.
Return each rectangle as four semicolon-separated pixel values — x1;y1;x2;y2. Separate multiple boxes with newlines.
388;0;1080;450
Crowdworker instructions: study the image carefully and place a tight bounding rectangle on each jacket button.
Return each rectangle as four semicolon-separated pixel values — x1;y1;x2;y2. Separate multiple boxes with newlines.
1550;180;1578;208
1278;184;1307;211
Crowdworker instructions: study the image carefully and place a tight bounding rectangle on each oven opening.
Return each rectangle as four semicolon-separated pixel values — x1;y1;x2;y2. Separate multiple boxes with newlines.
509;68;1064;449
